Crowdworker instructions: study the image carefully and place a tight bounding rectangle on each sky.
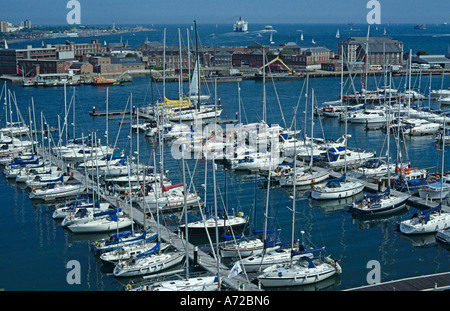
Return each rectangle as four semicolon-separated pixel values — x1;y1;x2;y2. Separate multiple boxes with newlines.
0;0;449;26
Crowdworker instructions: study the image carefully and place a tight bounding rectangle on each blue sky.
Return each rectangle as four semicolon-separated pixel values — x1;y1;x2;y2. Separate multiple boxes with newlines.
1;0;448;26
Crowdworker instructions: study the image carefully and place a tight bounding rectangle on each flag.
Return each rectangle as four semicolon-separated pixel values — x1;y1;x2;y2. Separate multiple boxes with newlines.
228;261;242;278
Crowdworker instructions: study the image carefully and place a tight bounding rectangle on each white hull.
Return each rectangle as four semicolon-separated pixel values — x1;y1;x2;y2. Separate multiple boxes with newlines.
258;261;338;287
220;238;280;258
311;181;365;200
113;250;184;277
29;185;85;201
67;216;133;233
239;248;312;273
399;212;450;235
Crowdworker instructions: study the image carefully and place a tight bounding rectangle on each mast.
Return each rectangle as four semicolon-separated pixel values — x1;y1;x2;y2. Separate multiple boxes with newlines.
262;46;266;123
194;20;200;110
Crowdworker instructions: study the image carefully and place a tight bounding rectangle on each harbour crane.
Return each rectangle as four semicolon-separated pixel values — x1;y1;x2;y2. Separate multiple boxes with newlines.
258;56;300;76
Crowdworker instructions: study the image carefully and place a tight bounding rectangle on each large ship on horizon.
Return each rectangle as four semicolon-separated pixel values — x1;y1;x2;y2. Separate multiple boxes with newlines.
233;17;248;32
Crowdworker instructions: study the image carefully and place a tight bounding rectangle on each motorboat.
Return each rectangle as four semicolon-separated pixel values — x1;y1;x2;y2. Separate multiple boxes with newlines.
348;109;387;124
394;168;427;192
418;175;450;200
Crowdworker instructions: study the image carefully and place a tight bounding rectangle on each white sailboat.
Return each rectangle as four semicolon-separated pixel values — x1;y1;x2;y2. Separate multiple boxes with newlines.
336;29;340;39
399;204;450;235
311;49;365;201
257;150;341;288
66;208;133;233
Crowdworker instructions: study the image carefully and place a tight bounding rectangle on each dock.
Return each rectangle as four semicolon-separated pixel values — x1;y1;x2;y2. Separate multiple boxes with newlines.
89;109;131;117
67;168;261;291
345;271;450;291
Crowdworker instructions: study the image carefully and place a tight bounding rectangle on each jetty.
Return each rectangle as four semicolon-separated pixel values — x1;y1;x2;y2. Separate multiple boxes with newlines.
345;271;450;291
67;166;261;291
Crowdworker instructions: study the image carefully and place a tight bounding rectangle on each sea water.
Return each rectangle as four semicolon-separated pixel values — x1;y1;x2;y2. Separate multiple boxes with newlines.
0;23;449;291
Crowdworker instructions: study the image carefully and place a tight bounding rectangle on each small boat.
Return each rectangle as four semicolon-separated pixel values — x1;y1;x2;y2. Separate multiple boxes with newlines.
349;187;410;215
348;109;387;124
92;77;117;85
394;168;428;192
399;204;450;235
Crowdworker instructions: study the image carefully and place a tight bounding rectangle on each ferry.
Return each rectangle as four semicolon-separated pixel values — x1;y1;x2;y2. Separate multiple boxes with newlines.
233;17;248;32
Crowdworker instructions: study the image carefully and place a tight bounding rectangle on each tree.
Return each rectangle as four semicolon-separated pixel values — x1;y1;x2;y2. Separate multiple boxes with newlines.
416;50;428;56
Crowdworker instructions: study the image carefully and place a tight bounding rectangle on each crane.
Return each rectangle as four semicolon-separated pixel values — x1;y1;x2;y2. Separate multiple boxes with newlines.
258;56;300;75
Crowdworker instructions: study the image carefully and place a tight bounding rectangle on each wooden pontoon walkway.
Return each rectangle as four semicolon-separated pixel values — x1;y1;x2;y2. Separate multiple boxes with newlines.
69;169;261;291
345;272;450;291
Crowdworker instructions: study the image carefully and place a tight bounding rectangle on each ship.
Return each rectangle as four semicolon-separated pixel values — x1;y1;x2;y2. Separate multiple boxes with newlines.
233;17;248;32
414;24;426;30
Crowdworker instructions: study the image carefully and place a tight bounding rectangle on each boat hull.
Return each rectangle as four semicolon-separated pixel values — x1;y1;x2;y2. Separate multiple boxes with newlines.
311;182;365;200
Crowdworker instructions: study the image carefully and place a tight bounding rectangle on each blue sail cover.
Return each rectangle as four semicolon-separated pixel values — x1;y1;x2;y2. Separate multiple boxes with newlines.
136;242;160;258
94;208;122;217
366;187;390;199
291;246;325;257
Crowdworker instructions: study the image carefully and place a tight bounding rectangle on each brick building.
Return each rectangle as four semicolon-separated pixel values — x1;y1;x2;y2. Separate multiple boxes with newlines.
338;37;404;69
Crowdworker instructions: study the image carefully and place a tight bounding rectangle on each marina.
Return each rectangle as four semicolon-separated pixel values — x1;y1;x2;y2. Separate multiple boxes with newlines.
0;23;449;292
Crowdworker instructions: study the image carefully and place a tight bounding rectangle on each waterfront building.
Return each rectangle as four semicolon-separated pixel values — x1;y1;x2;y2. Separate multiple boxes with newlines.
338;37;404;69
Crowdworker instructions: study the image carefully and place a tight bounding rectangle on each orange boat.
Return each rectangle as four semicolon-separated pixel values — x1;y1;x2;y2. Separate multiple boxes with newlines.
92;77;117;85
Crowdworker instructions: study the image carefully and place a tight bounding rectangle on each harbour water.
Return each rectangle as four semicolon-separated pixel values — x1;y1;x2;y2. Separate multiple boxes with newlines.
1;24;449;291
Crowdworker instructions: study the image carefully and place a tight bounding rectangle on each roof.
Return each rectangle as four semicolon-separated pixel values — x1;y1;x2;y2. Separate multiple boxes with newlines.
110;56;143;65
418;54;450;64
342;37;403;53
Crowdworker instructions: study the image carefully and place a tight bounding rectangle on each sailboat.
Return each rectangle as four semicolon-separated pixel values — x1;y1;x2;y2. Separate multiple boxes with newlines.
279;89;329;187
113;151;184;277
257;144;342;287
311;49;365;200
336;29;340;39
399;204;450;234
312;37;316;45
419;118;450;201
349;106;410;215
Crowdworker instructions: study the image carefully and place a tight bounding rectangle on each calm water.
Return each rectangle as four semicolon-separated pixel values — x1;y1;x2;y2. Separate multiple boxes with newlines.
1;24;450;291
